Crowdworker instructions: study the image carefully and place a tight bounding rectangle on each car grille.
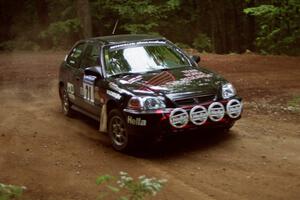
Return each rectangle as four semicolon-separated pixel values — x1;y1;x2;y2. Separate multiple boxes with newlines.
174;94;216;106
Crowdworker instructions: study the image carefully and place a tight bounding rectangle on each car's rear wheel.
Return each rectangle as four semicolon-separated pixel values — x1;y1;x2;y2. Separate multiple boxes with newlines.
60;86;74;117
108;109;134;152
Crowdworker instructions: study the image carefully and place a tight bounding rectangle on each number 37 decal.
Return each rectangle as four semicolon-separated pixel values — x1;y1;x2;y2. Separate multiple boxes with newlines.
83;75;97;103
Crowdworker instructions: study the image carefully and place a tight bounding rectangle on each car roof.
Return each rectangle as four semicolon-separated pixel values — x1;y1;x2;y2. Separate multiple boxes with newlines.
87;34;165;45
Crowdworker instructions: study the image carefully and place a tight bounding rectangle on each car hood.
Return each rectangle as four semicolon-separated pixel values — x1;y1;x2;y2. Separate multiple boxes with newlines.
108;66;227;97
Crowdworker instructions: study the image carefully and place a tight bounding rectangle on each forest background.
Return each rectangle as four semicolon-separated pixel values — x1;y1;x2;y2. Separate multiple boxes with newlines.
0;0;299;55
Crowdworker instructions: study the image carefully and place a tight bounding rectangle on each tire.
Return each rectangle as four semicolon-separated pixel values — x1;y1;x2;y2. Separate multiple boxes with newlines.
216;121;235;133
108;109;134;152
59;86;74;117
223;121;235;130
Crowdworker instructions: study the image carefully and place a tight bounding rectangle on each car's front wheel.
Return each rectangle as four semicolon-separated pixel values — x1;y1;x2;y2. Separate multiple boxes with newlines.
59;86;74;117
108;109;134;152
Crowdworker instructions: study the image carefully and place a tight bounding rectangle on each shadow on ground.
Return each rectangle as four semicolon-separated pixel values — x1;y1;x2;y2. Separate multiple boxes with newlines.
133;129;235;159
70;110;235;159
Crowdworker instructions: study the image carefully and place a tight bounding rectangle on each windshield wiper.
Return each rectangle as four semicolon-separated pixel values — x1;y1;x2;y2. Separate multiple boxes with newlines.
152;65;189;73
110;72;141;78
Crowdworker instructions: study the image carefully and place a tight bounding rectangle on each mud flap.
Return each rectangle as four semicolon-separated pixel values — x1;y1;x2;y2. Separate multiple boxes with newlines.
99;103;107;132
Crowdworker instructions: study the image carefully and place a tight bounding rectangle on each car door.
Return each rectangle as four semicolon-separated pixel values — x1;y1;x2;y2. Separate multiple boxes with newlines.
78;42;104;117
65;42;87;107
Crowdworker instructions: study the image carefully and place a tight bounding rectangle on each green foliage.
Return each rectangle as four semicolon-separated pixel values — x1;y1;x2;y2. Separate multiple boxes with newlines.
0;183;25;200
96;175;114;185
0;39;40;51
96;171;167;200
39;18;81;48
174;42;191;49
192;33;212;52
123;23;159;34
94;0;180;34
244;1;300;55
1;0;300;54
287;95;300;112
244;5;279;17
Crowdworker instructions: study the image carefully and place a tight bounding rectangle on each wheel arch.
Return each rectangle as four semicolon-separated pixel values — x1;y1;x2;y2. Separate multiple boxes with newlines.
58;81;65;99
107;100;120;115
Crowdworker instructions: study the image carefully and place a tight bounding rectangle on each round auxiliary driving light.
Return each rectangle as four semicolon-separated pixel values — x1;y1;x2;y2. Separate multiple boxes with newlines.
189;105;208;125
208;102;225;122
169;108;189;128
226;99;242;118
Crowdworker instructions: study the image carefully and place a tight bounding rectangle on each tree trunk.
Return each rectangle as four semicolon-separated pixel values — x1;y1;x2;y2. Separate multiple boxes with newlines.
35;0;49;27
76;0;92;38
246;0;256;51
208;0;219;53
210;11;216;53
233;1;242;53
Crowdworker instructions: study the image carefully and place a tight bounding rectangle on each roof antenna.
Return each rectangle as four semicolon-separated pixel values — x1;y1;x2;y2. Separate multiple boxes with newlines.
112;19;119;35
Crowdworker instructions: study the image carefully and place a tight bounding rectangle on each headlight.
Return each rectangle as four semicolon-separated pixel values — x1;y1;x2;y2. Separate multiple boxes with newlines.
128;96;166;110
222;83;236;99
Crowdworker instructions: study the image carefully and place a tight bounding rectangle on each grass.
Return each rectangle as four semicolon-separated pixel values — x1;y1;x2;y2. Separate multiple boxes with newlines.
287;95;300;112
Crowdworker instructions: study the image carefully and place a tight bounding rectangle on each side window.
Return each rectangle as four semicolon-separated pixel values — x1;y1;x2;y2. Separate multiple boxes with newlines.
66;43;86;67
81;43;100;68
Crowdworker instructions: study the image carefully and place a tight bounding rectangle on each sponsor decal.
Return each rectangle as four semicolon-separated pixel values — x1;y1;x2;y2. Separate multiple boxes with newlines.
182;69;213;79
190;105;208;125
149;86;169;91
208;102;225;122
67;82;75;100
132;89;155;94
169;108;189;128
163;70;214;88
226;99;242;118
110;41;166;50
127;116;147;126
109;82;123;93
109;82;133;96
107;90;121;100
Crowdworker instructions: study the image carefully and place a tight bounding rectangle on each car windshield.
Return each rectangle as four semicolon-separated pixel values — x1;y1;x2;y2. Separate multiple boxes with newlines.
104;43;190;76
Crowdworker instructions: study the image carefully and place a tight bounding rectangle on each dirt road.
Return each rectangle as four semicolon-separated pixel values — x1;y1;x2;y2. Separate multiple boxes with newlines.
0;52;299;200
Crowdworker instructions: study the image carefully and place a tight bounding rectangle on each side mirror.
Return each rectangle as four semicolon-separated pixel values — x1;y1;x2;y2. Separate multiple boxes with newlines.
191;55;201;63
84;66;103;79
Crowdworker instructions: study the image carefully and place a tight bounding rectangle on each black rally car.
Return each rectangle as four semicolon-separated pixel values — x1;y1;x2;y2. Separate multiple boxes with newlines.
59;34;242;151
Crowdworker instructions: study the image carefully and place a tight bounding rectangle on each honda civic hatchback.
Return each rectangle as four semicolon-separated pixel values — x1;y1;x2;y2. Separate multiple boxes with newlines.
58;34;242;151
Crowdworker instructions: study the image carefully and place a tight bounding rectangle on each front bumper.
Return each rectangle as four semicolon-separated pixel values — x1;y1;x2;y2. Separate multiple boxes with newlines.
123;98;242;138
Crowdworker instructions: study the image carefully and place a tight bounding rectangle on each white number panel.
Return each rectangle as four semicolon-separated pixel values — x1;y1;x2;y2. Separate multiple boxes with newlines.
83;75;97;104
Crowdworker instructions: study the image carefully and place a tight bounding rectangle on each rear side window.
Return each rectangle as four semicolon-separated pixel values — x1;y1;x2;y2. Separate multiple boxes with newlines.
67;43;86;67
81;43;100;68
